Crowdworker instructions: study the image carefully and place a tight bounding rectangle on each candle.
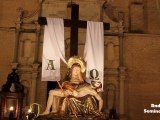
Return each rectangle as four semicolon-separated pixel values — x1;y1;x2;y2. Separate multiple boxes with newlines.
28;109;32;113
9;106;14;111
26;109;32;120
9;106;14;120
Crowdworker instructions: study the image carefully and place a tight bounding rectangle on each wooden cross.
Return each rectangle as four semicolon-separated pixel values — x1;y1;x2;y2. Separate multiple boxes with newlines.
39;4;110;91
38;4;110;57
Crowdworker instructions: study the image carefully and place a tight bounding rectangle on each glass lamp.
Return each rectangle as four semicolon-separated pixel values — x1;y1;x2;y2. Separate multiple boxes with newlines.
0;69;24;120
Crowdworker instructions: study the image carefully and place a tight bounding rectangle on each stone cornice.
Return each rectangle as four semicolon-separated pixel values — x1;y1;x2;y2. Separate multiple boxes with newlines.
124;33;160;37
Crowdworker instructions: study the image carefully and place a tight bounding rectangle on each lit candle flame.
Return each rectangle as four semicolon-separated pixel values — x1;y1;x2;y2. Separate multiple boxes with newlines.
28;109;32;113
9;106;14;111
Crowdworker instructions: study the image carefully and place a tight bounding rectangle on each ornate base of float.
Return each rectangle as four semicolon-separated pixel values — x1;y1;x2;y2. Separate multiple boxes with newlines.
36;113;109;120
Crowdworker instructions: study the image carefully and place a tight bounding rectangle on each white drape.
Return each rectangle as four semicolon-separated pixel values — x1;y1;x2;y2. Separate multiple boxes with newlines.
84;21;104;90
42;18;66;81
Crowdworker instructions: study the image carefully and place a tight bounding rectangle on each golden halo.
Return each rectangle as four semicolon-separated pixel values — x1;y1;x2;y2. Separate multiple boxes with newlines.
67;56;86;73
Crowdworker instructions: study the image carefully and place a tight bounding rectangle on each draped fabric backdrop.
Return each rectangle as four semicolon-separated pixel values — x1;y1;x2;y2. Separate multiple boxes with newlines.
84;21;104;90
42;18;66;81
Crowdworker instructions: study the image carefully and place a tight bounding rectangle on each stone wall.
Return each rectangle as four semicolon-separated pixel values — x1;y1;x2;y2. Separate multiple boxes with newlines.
144;0;160;34
124;34;160;120
0;0;47;109
0;30;15;88
0;0;160;119
0;0;38;85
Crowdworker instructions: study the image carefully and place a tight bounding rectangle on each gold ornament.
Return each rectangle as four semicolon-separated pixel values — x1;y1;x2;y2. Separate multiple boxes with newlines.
67;56;86;73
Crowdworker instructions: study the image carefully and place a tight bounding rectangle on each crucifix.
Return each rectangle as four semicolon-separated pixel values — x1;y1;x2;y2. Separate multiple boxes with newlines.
38;3;110;90
38;4;110;57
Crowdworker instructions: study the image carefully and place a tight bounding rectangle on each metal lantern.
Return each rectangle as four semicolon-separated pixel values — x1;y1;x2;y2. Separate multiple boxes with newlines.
0;69;24;120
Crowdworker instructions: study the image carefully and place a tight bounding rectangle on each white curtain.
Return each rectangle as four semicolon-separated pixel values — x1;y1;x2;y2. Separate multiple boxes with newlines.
84;21;104;90
42;18;66;81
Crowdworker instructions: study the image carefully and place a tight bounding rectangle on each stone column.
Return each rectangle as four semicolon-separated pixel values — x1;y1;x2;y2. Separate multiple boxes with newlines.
119;34;124;66
13;8;23;63
13;26;21;63
118;17;127;119
30;63;40;103
12;25;21;69
118;12;125;66
119;38;127;119
119;67;126;119
34;22;41;63
118;33;126;118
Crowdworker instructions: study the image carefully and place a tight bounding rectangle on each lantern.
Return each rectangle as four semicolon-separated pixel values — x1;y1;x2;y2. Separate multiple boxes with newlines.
0;92;24;120
0;69;24;120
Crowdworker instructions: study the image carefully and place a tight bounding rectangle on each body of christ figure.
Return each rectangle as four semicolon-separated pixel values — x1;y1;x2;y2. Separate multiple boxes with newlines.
41;56;103;116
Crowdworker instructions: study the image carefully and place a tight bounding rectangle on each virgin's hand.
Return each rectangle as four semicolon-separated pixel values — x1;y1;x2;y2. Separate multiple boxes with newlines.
62;81;75;92
72;90;79;97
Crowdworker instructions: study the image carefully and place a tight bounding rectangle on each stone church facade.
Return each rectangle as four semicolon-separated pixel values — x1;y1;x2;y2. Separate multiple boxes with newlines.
0;0;160;119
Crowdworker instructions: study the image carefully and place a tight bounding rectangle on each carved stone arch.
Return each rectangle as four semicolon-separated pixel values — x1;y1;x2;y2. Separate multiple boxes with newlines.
105;83;117;113
19;39;32;57
106;42;115;61
102;0;118;23
129;0;144;32
19;37;35;64
24;39;33;58
104;36;120;69
101;1;125;33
